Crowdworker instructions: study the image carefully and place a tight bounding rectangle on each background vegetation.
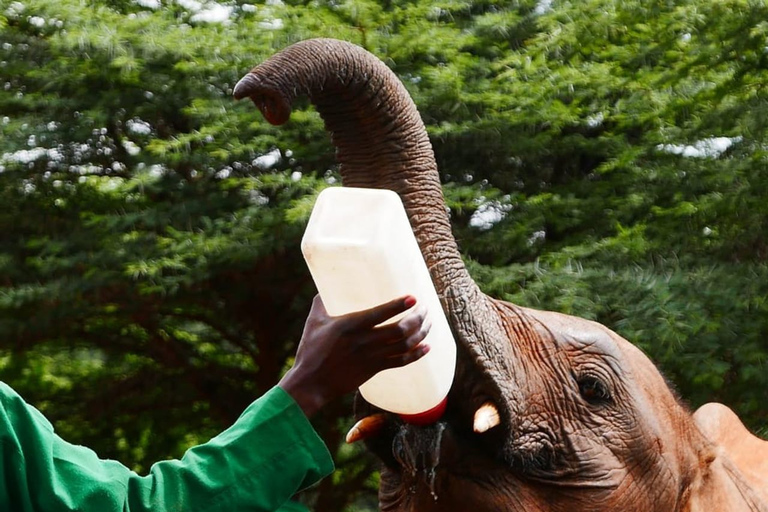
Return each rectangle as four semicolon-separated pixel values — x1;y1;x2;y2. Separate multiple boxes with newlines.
1;0;766;509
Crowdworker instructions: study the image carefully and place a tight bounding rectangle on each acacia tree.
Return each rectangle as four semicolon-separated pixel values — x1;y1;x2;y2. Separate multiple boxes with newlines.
1;0;766;510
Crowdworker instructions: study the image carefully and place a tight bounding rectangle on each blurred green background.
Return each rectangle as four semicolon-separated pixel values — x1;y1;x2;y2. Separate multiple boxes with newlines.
1;0;766;509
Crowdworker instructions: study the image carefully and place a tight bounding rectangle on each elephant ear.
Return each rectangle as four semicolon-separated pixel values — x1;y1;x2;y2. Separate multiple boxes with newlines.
693;402;768;504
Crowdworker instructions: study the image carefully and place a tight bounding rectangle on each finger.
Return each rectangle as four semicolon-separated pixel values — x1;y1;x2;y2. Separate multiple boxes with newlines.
370;316;432;359
340;295;417;331
359;306;428;347
376;342;431;372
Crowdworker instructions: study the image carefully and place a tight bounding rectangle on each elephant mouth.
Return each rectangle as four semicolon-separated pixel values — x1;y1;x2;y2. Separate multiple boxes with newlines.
355;396;516;511
354;379;510;493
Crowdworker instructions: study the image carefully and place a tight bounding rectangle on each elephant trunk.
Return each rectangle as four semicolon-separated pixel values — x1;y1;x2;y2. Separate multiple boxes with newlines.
236;41;477;312
235;38;515;420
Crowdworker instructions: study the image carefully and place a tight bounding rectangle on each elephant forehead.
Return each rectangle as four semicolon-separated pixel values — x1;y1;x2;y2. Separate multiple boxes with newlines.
520;307;626;372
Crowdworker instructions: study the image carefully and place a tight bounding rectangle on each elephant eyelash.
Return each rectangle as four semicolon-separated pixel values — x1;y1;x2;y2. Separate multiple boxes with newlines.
576;374;612;405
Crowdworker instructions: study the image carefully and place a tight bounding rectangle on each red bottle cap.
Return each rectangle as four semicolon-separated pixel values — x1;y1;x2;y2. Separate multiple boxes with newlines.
397;397;448;426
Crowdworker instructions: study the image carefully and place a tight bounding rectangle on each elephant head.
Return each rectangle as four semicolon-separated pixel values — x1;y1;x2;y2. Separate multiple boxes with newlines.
234;39;768;512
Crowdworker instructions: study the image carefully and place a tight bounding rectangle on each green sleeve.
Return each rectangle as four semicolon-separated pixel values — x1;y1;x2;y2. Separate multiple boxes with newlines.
0;381;334;512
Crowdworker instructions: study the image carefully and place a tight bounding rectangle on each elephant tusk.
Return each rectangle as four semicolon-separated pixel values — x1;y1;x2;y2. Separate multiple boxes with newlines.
346;413;387;444
473;402;501;433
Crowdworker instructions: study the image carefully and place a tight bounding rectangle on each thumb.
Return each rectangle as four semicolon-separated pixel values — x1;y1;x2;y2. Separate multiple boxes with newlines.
309;294;328;316
340;295;417;331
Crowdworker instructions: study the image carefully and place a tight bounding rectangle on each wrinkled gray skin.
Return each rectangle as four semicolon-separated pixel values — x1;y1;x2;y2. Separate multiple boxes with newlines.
234;39;768;512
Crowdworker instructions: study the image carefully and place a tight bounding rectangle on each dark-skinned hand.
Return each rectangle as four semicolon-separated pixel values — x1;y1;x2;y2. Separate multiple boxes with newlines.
278;294;431;418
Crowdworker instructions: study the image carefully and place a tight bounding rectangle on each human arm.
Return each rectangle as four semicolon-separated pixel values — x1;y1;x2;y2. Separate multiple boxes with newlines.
0;381;332;512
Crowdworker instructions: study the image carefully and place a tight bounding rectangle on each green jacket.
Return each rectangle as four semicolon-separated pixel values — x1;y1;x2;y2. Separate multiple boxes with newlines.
0;381;334;511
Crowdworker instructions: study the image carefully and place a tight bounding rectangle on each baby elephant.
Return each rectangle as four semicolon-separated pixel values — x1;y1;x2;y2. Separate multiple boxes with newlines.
235;38;768;512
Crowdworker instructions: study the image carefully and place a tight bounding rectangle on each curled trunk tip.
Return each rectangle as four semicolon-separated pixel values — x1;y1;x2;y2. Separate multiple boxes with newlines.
233;73;292;125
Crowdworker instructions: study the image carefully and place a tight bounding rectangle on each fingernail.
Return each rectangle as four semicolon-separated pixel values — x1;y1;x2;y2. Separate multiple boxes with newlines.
420;343;431;355
403;296;417;308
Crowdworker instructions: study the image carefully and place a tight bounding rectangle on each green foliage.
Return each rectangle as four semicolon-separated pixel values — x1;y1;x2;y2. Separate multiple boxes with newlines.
1;0;766;509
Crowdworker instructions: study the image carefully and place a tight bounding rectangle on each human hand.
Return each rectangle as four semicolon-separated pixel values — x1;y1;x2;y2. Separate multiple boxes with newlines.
278;295;431;418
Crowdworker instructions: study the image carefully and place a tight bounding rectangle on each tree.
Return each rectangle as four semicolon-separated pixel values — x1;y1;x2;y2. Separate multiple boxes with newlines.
1;0;766;510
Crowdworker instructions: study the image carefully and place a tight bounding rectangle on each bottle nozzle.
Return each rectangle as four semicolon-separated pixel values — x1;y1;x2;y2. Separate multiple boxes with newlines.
397;396;448;426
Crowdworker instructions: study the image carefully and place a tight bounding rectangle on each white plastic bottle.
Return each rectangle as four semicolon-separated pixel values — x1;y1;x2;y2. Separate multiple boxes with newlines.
301;187;456;424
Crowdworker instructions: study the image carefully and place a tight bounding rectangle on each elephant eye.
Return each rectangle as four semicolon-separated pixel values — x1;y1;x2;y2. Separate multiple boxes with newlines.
576;375;612;405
